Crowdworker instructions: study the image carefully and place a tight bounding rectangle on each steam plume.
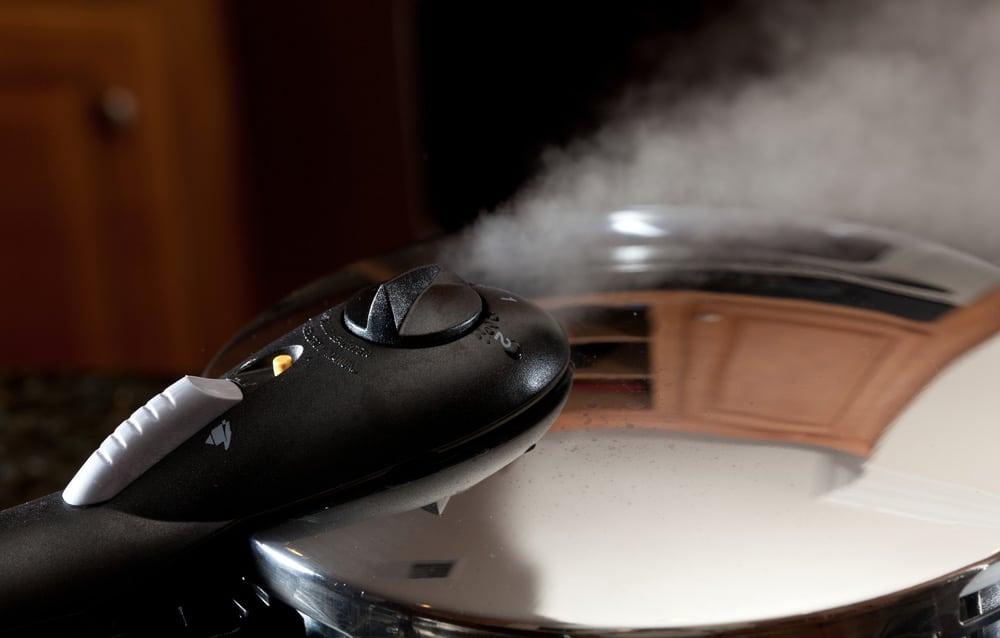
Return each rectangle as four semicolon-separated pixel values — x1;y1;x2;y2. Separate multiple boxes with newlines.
460;1;1000;270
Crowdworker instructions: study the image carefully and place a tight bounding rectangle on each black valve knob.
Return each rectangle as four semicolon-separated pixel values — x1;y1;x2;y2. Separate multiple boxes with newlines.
343;265;484;346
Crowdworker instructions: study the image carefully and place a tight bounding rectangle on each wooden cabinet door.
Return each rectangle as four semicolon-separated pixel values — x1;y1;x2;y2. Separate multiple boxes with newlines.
0;84;114;368
0;3;249;372
680;297;928;455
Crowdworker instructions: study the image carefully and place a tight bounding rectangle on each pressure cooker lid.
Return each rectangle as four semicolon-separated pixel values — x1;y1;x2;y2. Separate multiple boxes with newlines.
215;208;1000;635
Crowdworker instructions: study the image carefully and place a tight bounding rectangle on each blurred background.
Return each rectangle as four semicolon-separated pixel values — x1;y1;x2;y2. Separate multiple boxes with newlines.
0;0;753;505
0;0;760;375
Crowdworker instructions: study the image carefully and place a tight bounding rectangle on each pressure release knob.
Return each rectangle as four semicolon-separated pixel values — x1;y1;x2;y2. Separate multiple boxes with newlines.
343;265;483;346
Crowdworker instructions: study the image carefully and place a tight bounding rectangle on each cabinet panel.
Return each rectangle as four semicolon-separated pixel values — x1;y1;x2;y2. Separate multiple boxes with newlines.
0;2;250;372
716;320;890;427
682;300;920;442
0;86;107;367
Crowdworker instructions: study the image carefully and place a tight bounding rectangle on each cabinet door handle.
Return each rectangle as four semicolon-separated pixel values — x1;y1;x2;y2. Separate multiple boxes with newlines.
695;312;723;323
97;86;138;132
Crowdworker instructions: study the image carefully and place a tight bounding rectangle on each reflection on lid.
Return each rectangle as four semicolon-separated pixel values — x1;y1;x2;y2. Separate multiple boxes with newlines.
547;288;1000;457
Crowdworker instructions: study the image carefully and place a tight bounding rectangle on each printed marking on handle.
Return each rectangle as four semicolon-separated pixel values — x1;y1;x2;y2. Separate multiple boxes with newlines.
493;330;522;359
206;420;233;451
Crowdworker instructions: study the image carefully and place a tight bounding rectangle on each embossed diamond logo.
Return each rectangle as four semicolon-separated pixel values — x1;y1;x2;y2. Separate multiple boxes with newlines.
205;420;232;450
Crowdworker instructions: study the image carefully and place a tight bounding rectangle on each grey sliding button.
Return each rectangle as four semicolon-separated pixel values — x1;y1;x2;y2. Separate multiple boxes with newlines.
62;376;243;507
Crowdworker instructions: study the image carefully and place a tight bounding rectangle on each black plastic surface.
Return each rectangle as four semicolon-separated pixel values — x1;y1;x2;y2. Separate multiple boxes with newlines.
0;264;571;630
343;264;484;345
120;278;567;522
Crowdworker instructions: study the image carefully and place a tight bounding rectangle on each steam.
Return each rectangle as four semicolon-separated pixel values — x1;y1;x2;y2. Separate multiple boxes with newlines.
457;1;1000;275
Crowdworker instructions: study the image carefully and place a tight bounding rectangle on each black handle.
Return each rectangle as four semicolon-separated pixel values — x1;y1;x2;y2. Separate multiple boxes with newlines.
0;494;228;627
0;266;572;631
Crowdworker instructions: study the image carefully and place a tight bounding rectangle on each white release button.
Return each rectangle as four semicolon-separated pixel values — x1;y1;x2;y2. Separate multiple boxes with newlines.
62;375;243;507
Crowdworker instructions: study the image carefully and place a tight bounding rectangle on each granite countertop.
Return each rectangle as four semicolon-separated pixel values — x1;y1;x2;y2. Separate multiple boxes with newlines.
0;373;174;509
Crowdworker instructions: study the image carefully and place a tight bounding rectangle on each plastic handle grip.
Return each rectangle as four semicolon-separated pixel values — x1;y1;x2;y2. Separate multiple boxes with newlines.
62;376;243;506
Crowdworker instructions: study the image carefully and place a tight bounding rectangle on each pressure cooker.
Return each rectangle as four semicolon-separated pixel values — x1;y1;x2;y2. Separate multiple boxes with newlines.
5;206;1000;637
238;207;1000;637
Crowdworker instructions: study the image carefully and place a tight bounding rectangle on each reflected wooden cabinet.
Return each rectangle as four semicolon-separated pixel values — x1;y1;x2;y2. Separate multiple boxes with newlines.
547;289;1000;456
679;296;930;455
0;1;248;372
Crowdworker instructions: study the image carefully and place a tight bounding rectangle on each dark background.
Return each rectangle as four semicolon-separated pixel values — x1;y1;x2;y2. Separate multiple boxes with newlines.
232;0;772;302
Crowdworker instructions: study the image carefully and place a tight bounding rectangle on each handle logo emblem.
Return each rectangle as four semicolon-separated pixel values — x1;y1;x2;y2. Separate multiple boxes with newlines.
206;420;233;450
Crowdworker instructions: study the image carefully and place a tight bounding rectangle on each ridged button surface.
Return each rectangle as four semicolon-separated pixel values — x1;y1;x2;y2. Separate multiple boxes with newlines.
343;265;483;346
